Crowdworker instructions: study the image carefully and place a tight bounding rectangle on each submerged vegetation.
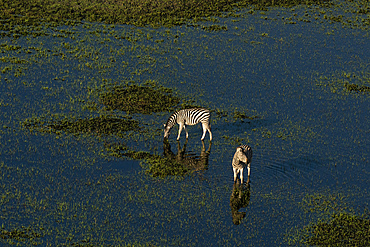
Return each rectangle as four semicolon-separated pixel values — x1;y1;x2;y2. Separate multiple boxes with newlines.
0;0;332;27
316;72;370;95
107;140;211;178
24;115;140;136
99;81;181;114
0;226;43;244
344;82;370;93
301;212;370;246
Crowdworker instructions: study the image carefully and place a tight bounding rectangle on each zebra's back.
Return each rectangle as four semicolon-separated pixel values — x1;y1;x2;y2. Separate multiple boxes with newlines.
178;108;210;125
232;145;252;169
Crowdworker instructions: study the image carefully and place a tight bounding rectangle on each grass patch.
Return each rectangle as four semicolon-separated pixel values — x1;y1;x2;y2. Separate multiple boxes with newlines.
24;115;140;136
344;82;370;93
99;81;180;114
300;212;370;246
1;0;331;27
141;155;191;178
215;109;260;122
106;139;211;178
0;226;44;243
120;150;191;177
316;72;370;95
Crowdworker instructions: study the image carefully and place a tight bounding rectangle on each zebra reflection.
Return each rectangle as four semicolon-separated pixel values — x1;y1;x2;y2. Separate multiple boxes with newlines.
230;181;250;225
163;139;211;172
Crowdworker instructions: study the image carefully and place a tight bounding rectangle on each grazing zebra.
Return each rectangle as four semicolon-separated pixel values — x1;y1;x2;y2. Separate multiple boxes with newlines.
164;108;212;141
232;145;252;184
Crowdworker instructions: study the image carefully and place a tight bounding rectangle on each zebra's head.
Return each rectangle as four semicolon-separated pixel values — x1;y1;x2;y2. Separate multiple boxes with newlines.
163;123;171;138
236;147;248;163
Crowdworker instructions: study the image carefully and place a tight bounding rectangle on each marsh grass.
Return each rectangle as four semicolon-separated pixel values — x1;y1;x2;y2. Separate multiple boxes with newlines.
141;155;191;177
1;0;331;27
24;115;140;136
0;226;43;243
317;73;370;95
99;81;180;114
109;148;191;177
50;115;140;135
215;109;261;122
344;82;370;93
301;212;370;246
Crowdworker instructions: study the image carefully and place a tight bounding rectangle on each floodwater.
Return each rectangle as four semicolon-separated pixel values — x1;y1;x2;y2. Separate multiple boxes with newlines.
0;1;369;246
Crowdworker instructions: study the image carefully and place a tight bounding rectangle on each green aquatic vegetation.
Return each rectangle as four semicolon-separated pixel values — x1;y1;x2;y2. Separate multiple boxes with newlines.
215;109;260;122
0;0;332;28
99;81;180;114
233;111;260;121
117;149;191;178
316;72;370;95
0;225;44;243
344;82;370;93
300;212;370;246
202;24;228;32
300;192;346;214
107;140;211;178
23;115;140;136
141;155;191;178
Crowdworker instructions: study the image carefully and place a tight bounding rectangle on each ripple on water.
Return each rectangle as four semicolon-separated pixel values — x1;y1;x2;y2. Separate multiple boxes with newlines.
251;147;338;189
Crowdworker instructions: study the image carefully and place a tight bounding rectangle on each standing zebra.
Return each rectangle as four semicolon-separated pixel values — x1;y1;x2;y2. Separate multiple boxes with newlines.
164;108;212;141
232;145;252;184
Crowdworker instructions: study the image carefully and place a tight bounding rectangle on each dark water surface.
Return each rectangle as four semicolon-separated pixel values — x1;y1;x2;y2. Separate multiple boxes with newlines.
1;1;369;246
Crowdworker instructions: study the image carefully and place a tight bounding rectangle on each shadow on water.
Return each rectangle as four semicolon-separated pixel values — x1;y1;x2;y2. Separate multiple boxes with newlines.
163;139;212;173
230;181;251;225
107;139;212;177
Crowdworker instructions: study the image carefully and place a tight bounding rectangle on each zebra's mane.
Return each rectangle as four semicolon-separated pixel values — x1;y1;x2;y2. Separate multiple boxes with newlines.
165;111;179;128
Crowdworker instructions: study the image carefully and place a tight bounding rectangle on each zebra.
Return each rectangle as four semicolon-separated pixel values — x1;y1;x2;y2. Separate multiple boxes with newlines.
232;145;252;184
164;108;212;141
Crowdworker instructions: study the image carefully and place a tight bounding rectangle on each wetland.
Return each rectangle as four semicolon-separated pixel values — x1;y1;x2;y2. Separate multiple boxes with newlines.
0;0;369;246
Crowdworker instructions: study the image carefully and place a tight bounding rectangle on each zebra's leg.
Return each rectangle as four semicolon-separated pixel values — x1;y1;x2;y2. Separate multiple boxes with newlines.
233;168;238;182
240;168;244;184
184;125;189;139
201;123;208;140
246;164;250;184
208;126;212;141
177;123;184;140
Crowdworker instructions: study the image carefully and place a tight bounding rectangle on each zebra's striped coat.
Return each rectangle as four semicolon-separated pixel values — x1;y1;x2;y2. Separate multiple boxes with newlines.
164;108;212;141
232;145;252;184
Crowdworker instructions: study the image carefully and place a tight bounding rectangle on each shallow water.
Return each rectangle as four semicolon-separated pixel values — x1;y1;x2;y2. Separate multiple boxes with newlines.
0;1;369;246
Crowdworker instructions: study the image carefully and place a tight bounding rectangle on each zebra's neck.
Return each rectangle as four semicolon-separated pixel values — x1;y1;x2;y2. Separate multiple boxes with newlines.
165;112;178;128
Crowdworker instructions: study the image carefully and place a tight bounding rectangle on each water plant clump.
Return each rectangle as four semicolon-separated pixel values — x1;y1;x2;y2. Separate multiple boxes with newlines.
141;155;191;178
0;226;44;243
99;81;180;114
300;212;370;246
51;115;140;135
344;82;370;93
106;143;195;178
24;115;140;136
215;109;260;122
0;0;332;27
121;150;190;177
